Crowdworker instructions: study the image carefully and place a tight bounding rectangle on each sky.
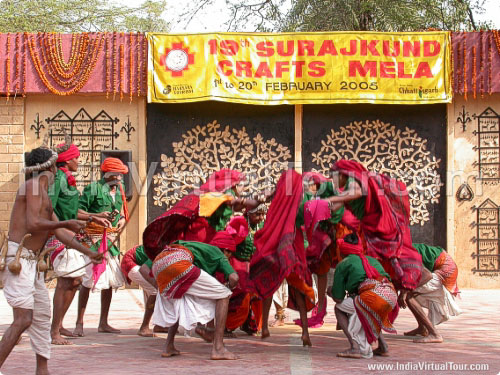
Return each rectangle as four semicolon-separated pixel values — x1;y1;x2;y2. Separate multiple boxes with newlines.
124;0;500;32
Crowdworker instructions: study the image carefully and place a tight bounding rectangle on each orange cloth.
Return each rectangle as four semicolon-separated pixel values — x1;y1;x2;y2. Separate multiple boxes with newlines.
199;192;233;217
101;157;129;221
286;272;315;312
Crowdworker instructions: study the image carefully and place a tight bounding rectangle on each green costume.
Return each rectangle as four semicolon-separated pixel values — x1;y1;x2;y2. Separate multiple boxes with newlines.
413;243;444;272
79;178;125;256
207;189;235;232
331;254;390;300
49;169;79;221
344;177;366;220
174;240;235;279
135;245;153;269
235;218;264;262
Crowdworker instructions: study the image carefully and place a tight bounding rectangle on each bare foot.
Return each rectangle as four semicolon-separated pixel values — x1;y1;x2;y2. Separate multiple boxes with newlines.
404;327;429;337
138;327;155;337
261;328;270;339
337;348;362;359
73;323;84;337
269;317;285;327
161;347;181;357
302;334;312;347
211;347;239;360
51;334;73;345
224;329;237;338
373;347;389;357
413;334;443;343
60;327;77;337
195;325;214;343
153;325;169;333
98;324;121;334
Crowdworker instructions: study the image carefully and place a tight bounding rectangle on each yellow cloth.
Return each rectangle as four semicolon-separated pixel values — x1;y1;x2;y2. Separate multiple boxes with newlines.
199;192;233;217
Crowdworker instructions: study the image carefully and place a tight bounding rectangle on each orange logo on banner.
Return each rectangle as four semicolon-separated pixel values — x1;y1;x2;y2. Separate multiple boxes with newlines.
159;42;195;77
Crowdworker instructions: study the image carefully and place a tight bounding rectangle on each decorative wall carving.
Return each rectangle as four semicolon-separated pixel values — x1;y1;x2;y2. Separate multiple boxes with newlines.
38;108;121;190
473;107;500;185
152;120;292;208
311;119;443;226
471;199;500;274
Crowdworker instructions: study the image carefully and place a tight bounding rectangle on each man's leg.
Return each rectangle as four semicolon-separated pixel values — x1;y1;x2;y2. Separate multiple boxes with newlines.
51;277;80;345
138;295;156;337
211;297;238;360
74;286;90;337
406;293;443;343
161;322;180;358
334;303;361;358
373;333;390;356
0;308;33;368
98;288;121;333
35;354;49;375
293;288;311;347
316;274;327;313
260;297;273;339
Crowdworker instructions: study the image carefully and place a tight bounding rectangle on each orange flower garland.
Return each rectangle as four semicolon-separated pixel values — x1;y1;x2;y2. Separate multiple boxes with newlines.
113;32;117;99
23;33;27;96
479;30;484;98
129;33;133;103
105;33;110;99
142;36;147;94
27;33;105;95
488;33;492;95
6;33;11;100
463;39;467;100
119;43;124;101
15;34;20;95
472;46;476;99
137;34;141;97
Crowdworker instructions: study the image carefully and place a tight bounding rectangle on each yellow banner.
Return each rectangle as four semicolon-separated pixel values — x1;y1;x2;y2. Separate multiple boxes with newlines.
147;32;451;105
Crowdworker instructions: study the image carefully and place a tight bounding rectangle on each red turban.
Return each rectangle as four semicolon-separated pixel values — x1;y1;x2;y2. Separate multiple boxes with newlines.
210;231;237;252
56;144;80;163
337;234;380;279
101;157;129;221
101;157;129;174
226;216;249;245
303;171;327;185
200;169;245;193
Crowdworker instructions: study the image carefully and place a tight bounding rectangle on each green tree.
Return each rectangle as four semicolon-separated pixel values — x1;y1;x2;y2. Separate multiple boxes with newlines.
0;0;170;32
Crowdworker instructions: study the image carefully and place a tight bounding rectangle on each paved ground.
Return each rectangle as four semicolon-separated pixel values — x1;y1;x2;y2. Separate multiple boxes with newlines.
1;288;499;375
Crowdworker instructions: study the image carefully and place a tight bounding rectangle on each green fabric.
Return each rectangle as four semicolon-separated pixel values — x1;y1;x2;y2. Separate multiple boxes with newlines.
135;245;153;269
235;220;263;261
207;189;235;231
413;243;444;272
49;169;79;221
331;254;390;300
175;240;235;279
79;178;124;256
345;177;366;220
296;181;344;228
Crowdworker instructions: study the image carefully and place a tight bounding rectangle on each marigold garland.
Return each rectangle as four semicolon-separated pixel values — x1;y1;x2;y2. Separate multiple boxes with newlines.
129;33;134;103
119;43;124;101
463;39;467;100
142;36;147;93
22;33;27;96
488;33;492;95
456;37;462;94
105;33;110;99
479;30;484;98
6;33;11;100
15;33;20;95
137;34;141;97
113;32;117;99
27;33;104;95
472;46;477;99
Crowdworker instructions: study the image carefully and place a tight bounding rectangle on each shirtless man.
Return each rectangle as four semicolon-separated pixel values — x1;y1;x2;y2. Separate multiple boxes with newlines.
0;147;101;375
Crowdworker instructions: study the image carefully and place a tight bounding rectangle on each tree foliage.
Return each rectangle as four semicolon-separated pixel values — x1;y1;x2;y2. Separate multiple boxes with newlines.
181;0;493;32
0;0;170;32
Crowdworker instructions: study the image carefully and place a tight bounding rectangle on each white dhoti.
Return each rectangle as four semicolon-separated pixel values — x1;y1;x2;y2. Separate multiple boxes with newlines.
415;273;462;326
52;247;87;278
82;252;125;291
273;279;288;308
336;297;373;359
1;241;51;359
152;269;232;330
127;265;157;296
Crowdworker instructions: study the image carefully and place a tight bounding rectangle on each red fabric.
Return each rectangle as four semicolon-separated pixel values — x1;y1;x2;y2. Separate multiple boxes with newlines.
56;144;80;163
58;167;76;187
120;245;139;284
200;169;244;192
143;194;200;260
304;199;333;274
210;231;237;252
184;217;216;243
302;171;327;185
92;229;108;291
331;160;422;289
250;170;311;299
226;216;249;244
337;237;380;279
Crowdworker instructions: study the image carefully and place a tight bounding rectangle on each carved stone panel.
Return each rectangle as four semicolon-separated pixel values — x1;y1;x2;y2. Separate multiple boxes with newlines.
302;104;447;247
146;102;294;223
